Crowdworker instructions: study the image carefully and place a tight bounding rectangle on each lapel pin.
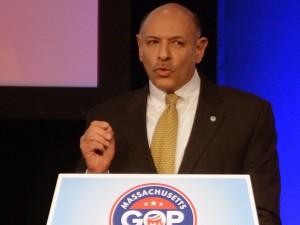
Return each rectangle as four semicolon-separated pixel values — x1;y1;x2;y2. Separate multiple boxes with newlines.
210;116;216;122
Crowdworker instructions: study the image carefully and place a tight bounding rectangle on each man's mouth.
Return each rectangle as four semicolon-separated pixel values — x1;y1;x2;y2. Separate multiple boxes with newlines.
155;68;172;76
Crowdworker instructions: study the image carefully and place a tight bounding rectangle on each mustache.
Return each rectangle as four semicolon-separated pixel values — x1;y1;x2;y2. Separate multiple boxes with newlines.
153;63;174;71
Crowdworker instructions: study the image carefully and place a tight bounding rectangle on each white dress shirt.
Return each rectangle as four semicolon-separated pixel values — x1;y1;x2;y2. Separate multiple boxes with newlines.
146;70;201;173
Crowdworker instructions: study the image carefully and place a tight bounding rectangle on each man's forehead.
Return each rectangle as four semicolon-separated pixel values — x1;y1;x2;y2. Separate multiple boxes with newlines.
140;4;197;36
140;17;195;39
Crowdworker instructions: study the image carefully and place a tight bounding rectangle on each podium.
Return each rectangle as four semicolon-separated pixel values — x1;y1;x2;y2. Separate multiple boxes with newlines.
47;174;259;225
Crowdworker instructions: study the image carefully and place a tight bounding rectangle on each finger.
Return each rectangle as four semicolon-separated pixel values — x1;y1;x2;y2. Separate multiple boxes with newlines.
86;126;113;141
90;121;110;130
83;129;110;143
103;139;115;158
89;121;113;135
106;124;113;133
97;145;115;157
81;140;107;154
81;133;110;148
80;134;109;151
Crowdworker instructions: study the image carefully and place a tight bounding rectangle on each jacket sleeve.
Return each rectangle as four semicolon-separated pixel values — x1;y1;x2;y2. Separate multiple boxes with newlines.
243;101;281;225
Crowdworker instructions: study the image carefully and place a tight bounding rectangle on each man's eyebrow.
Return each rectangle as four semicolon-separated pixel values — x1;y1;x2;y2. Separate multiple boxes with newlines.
169;36;185;40
144;35;185;40
145;35;160;39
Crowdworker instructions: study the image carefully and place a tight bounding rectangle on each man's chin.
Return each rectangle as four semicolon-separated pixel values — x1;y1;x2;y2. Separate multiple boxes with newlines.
153;80;176;93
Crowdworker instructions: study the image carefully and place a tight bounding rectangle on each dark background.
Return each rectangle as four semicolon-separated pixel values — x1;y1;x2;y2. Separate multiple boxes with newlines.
2;1;217;224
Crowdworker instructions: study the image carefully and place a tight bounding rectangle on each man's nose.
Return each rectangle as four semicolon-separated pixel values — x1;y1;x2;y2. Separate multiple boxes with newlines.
158;43;171;61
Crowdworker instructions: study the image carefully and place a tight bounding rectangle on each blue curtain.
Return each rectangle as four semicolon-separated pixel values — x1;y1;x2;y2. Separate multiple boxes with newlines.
217;0;300;224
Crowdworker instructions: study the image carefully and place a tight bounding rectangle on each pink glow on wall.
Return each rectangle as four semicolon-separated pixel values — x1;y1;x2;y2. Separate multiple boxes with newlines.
0;0;98;87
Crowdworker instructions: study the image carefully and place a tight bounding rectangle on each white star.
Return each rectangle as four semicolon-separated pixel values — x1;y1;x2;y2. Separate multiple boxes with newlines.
150;200;157;206
159;202;163;206
144;202;149;206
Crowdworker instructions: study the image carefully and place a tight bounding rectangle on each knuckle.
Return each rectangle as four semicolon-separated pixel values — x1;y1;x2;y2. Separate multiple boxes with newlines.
91;120;99;125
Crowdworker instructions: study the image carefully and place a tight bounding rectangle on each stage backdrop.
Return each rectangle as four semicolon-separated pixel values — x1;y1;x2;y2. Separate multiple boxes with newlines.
218;0;300;224
0;0;97;87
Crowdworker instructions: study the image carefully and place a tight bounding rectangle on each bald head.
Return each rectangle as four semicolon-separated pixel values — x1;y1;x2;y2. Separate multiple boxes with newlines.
139;3;201;38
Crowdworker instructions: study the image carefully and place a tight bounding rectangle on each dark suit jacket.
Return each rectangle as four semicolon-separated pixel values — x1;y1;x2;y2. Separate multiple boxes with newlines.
78;75;281;225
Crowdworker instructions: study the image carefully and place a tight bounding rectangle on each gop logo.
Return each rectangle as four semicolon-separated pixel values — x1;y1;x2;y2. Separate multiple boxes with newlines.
109;183;197;225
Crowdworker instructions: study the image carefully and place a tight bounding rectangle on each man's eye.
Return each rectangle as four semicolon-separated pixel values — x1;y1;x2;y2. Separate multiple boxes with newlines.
147;40;159;45
173;40;184;46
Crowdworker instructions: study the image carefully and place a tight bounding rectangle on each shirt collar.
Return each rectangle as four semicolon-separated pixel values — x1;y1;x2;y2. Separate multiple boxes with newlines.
149;70;201;104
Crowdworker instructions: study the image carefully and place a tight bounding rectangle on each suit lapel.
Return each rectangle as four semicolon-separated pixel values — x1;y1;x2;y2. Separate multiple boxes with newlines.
124;86;157;173
179;76;225;173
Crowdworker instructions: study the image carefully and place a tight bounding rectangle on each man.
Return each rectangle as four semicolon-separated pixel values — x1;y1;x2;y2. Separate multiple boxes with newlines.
79;3;281;224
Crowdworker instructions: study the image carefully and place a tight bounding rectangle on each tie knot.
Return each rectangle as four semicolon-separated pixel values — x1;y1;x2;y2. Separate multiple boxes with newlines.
166;93;179;105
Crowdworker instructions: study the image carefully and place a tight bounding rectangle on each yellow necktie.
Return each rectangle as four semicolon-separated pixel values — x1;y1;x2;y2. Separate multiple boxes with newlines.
151;93;179;174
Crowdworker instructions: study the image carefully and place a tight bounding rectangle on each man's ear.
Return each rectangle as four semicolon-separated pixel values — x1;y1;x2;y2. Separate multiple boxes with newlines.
195;37;208;64
136;34;143;62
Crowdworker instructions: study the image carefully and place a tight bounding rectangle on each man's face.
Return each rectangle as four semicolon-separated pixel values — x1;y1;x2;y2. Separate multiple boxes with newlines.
137;7;208;92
